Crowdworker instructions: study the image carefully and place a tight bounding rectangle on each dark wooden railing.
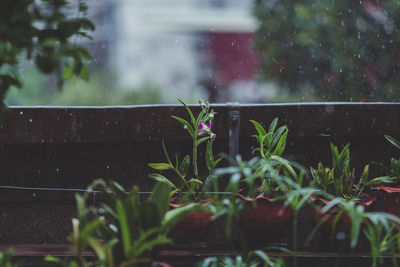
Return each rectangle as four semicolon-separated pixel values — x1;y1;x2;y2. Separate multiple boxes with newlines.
1;103;399;266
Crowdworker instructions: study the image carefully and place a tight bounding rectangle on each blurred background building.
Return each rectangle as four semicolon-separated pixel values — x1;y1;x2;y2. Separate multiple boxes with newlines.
7;0;400;105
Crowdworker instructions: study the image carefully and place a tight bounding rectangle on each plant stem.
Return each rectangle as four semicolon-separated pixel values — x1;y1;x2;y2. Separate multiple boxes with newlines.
292;210;298;267
193;141;199;178
173;168;191;190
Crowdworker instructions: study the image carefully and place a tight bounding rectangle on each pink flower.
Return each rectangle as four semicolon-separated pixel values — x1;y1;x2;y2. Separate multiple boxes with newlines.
198;121;216;140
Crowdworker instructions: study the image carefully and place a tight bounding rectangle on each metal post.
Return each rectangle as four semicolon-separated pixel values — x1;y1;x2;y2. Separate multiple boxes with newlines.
227;102;240;161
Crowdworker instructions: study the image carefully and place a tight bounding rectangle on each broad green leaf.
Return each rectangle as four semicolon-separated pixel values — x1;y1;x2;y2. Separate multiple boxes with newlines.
148;173;177;189
149;182;171;217
179;155;190;177
171;115;194;137
148;163;173;170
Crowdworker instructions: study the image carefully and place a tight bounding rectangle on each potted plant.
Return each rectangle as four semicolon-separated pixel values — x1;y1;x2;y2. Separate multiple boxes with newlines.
209;118;306;243
309;143;375;241
148;100;221;241
66;180;200;267
369;135;400;217
197;249;286;267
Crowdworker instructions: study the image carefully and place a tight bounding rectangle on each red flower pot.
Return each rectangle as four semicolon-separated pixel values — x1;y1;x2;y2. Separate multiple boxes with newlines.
377;186;400;217
238;195;293;241
309;193;376;234
168;200;217;242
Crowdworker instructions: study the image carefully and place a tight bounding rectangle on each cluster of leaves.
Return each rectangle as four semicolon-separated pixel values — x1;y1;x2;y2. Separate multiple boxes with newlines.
254;0;400;101
198;249;285;267
0;249;18;267
248;118;305;196
148;100;221;200
250;118;288;159
369;135;400;185
0;0;94;109
58;180;199;267
310;143;370;199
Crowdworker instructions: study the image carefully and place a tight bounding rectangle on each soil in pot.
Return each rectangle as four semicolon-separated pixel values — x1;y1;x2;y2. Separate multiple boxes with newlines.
238;195;293;243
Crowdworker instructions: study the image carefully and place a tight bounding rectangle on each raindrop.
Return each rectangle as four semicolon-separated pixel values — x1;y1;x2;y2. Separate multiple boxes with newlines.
183;125;188;130
29;119;32;123
56;168;60;172
32;193;36;197
357;32;360;39
19;111;23;115
336;231;346;241
106;165;110;169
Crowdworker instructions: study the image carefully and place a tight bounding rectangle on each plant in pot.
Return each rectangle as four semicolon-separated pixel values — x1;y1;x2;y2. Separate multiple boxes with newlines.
309;143;375;245
148;100;222;241
369;135;400;217
64;179;200;267
197;249;286;267
208;118;306;245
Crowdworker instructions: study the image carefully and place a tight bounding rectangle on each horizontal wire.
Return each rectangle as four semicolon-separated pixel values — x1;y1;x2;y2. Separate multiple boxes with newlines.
0;185;232;195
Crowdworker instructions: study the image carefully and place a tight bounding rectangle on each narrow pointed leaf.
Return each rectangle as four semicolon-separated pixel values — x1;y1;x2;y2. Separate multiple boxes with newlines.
148;173;177;189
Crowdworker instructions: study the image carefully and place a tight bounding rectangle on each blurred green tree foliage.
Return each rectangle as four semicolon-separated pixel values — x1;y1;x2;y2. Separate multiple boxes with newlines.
254;0;400;101
0;0;94;109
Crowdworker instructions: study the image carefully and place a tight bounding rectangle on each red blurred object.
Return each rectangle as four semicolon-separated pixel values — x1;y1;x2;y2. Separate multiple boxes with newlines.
309;193;376;233
168;200;216;242
238;196;293;241
207;32;259;87
377;186;400;217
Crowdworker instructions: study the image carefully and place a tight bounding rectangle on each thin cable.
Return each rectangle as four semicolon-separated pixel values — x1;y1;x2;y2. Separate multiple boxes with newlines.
0;185;232;195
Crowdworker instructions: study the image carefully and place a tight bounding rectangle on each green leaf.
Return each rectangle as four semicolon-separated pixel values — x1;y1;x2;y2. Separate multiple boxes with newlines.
149;182;171;217
179;155;190;177
187;178;203;185
161;203;200;234
206;141;214;172
116;199;131;258
269;117;278;133
140;201;161;230
273;128;288;156
195;136;210;147
366;176;397;186
161;140;172;165
148;173;177;189
148;163;173;170
79;65;89;81
171;115;194;137
178;99;197;127
385;135;400;150
250;120;267;136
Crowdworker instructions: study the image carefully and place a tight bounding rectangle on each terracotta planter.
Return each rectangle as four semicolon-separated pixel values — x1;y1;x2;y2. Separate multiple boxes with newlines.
309;193;376;235
238;195;293;241
377;186;400;217
168;200;217;242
